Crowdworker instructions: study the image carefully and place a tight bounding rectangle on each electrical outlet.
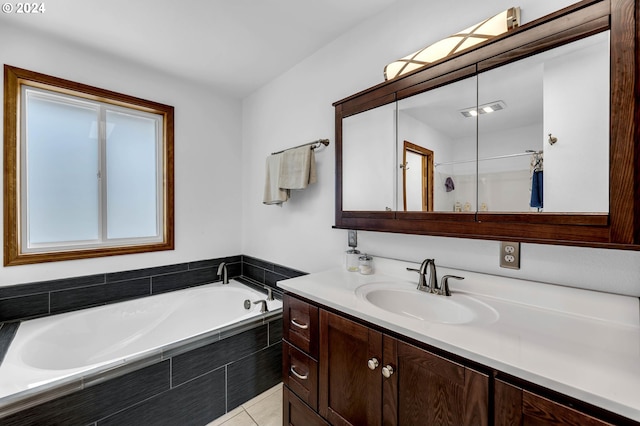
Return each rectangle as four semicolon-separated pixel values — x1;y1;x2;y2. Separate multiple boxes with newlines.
500;242;520;269
348;230;358;248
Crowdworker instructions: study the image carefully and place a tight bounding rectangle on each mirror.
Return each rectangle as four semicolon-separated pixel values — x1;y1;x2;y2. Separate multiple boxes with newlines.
396;76;477;212
341;31;610;215
477;31;609;213
342;102;396;211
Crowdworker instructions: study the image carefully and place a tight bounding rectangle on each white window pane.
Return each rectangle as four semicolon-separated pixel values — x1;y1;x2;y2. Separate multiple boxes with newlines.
26;94;100;245
106;110;159;239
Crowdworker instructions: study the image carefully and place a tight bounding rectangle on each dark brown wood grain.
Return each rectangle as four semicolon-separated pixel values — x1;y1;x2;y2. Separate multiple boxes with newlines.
283;294;319;358
319;310;383;426
283;386;330;426
522;390;614;425
609;0;637;244
283;341;319;410
495;379;524;426
389;339;489;426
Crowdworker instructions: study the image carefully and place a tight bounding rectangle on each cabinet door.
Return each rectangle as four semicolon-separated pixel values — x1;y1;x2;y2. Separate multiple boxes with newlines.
319;310;383;426
383;336;489;426
284;386;330;426
495;379;613;426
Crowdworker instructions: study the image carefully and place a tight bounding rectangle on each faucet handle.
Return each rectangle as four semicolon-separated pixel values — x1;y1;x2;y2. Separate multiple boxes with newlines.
438;275;464;296
407;267;427;290
264;286;274;301
253;299;269;313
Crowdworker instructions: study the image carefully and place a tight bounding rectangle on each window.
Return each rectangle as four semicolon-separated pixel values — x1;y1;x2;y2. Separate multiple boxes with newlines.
3;65;174;265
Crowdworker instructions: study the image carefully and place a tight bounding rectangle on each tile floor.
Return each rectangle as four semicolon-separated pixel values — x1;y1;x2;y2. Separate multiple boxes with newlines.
207;383;282;426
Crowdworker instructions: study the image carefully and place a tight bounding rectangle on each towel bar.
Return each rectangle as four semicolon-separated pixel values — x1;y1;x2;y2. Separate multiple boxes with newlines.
271;139;329;155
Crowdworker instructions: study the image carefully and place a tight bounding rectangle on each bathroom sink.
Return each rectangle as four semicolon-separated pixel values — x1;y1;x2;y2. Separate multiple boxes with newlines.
355;282;498;325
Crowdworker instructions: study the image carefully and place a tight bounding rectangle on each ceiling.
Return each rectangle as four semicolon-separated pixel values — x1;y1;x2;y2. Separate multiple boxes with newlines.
1;0;396;98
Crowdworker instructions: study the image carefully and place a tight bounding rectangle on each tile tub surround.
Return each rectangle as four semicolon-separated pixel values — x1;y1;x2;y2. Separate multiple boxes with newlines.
241;256;306;292
0;255;302;424
0;255;306;324
0;323;19;364
0;316;283;425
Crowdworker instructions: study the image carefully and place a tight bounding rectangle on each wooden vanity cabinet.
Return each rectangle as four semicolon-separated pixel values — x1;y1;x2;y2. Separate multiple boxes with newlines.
383;336;489;425
495;379;614;426
283;293;635;426
318;308;489;426
319;309;383;426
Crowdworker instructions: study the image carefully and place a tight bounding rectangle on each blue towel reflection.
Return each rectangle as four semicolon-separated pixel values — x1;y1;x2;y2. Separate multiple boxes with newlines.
530;170;543;208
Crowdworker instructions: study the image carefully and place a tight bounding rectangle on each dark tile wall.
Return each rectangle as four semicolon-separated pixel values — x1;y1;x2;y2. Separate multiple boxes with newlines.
0;255;305;323
2;319;283;426
0;256;243;323
0;322;19;364
242;255;307;293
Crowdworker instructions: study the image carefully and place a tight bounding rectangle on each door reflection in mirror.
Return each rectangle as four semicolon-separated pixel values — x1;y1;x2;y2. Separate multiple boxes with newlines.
397;75;477;212
402;141;433;211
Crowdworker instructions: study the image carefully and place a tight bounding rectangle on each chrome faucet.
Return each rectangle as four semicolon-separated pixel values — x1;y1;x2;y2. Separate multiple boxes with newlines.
253;299;269;313
438;275;465;296
217;262;229;284
407;259;465;296
407;259;437;293
264;286;274;301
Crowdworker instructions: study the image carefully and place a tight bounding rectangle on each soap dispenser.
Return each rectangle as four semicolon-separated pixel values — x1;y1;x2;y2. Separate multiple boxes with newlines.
346;248;361;272
345;230;360;272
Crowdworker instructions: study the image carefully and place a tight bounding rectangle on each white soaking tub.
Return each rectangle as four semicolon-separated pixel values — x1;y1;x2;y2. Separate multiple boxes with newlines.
0;279;281;412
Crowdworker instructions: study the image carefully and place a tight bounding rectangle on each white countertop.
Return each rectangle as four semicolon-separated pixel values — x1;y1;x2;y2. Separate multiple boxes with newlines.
277;257;640;422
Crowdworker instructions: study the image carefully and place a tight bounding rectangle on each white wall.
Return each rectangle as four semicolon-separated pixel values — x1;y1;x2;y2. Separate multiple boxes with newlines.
544;32;610;212
343;103;396;211
241;0;640;297
0;22;243;286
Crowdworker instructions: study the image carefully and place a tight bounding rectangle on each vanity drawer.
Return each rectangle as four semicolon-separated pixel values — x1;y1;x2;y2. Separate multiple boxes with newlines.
284;386;329;426
283;294;319;358
283;341;318;410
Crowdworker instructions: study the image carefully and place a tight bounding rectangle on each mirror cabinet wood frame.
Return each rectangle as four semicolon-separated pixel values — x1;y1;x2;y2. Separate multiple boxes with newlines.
333;0;639;249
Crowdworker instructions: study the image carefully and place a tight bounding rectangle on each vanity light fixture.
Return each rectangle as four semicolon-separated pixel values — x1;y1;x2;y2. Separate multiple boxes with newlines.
384;7;520;81
459;100;507;118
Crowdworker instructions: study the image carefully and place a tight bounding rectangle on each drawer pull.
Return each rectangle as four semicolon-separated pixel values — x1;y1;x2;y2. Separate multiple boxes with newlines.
290;318;309;330
290;366;308;380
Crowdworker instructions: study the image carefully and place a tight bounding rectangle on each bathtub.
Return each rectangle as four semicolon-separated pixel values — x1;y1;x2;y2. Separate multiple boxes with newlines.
0;279;282;416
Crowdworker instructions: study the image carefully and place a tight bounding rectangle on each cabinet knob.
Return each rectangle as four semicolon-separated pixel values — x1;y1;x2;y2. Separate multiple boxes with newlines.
367;358;379;370
382;365;394;378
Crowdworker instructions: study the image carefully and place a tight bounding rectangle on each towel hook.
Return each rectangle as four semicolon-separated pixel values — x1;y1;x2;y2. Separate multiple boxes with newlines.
548;133;558;145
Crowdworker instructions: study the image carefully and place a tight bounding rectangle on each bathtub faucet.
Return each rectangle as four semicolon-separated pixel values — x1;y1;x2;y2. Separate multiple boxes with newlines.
253;299;269;313
217;262;229;284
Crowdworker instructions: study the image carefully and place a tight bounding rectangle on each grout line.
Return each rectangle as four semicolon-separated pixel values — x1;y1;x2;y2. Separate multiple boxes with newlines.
224;365;228;413
244;409;260;426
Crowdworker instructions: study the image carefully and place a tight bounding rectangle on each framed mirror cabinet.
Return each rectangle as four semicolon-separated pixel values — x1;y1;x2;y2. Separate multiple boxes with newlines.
333;0;639;249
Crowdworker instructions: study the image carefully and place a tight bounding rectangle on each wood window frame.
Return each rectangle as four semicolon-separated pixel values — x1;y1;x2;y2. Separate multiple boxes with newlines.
3;65;175;266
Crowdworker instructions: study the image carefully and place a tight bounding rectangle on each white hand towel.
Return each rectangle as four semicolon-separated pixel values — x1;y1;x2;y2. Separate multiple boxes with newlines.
278;146;317;189
263;153;289;205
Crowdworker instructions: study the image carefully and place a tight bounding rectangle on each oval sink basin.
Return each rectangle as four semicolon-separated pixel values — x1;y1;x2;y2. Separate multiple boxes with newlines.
355;282;498;325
